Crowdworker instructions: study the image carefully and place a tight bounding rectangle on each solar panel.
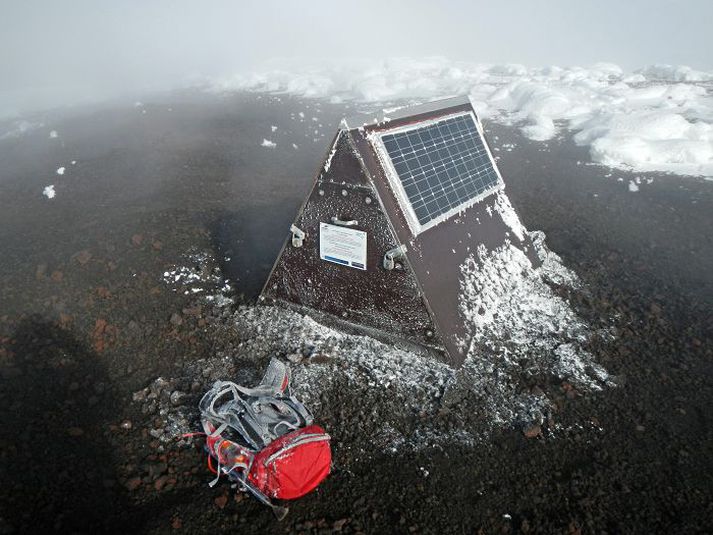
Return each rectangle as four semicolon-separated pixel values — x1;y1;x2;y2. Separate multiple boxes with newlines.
378;113;501;233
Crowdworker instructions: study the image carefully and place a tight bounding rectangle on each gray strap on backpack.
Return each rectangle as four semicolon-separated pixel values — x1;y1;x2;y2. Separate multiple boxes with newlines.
199;358;313;450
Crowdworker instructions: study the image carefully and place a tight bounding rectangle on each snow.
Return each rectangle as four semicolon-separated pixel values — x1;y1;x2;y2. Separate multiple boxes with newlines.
321;133;340;174
151;190;612;452
56;166;65;175
161;250;233;301
628;180;640;192
455;229;612;426
49;130;58;139
42;185;55;199
211;58;713;178
271;125;278;132
0;119;43;140
492;192;526;241
260;138;276;148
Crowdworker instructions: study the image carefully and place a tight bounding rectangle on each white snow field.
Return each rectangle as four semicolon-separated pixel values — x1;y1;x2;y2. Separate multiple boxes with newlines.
211;58;713;179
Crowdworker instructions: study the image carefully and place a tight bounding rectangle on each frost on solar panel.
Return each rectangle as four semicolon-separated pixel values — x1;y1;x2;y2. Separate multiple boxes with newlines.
378;113;501;234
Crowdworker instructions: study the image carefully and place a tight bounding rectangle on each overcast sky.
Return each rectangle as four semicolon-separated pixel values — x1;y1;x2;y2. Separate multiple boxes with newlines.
1;0;712;115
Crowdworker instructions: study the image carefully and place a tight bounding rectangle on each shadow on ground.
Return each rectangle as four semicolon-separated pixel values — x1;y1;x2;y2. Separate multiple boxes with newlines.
0;317;137;533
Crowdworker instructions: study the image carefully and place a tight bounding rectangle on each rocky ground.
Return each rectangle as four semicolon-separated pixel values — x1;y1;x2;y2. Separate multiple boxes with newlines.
0;92;711;534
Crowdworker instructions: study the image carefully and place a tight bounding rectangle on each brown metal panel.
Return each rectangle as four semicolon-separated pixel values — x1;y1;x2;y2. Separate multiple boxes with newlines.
262;134;444;351
262;97;539;366
349;112;540;365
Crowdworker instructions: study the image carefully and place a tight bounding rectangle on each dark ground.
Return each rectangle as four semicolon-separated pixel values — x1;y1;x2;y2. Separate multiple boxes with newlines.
0;92;711;534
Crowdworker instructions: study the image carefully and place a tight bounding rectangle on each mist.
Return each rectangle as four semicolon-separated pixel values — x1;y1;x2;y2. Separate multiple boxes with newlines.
2;0;712;117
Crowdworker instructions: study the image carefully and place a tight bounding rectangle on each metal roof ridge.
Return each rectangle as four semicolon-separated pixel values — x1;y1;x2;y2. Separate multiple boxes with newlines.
341;95;472;130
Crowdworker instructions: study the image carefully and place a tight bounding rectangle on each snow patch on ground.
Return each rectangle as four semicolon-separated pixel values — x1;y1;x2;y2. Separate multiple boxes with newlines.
260;138;276;148
42;185;55;199
56;166;65;175
210;58;713;178
161;250;234;300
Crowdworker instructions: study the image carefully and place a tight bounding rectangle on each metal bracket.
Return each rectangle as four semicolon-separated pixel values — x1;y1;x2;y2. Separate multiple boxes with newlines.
290;225;305;248
330;216;359;227
383;244;407;271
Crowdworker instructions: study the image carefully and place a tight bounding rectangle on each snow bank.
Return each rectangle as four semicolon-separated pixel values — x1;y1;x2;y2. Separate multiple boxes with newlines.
210;58;713;178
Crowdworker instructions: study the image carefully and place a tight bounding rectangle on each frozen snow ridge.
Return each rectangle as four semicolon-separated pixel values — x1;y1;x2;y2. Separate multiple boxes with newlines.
211;58;713;179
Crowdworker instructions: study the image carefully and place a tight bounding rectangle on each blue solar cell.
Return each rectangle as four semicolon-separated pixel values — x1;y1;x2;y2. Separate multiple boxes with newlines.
381;114;500;228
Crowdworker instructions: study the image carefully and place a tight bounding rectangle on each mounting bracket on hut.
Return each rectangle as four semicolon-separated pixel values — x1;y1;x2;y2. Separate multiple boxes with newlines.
260;95;539;366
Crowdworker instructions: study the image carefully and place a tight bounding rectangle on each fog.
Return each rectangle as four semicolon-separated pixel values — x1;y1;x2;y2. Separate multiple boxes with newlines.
2;0;712;117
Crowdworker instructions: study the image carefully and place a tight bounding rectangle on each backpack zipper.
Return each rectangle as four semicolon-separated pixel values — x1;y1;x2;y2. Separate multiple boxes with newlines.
264;434;330;466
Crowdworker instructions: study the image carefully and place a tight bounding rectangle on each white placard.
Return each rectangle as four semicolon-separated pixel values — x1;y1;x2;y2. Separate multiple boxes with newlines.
319;222;367;270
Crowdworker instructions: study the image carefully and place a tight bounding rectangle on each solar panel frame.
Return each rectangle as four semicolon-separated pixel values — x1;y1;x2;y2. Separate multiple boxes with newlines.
370;110;504;236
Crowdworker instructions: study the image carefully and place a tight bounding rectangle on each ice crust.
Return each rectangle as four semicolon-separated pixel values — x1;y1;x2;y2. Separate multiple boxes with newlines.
212;58;713;178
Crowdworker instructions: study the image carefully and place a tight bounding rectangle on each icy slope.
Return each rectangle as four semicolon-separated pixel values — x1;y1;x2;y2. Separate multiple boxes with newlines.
211;58;713;178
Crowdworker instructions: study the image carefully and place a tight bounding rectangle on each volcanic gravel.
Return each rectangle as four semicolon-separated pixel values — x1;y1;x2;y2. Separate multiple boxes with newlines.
0;92;711;534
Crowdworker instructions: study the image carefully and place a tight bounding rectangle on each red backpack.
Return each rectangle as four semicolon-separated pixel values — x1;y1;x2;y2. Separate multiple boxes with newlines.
248;424;331;500
199;359;331;518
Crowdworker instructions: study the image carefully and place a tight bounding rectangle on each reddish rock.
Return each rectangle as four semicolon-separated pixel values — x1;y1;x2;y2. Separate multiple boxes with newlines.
154;475;169;491
50;270;64;282
152;240;163;251
58;313;73;329
171;517;182;529
214;494;229;509
74;250;92;265
523;424;541;438
67;427;84;437
333;519;349;531
35;263;48;280
92;318;118;353
96;286;112;298
125;477;142;491
131;234;144;246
